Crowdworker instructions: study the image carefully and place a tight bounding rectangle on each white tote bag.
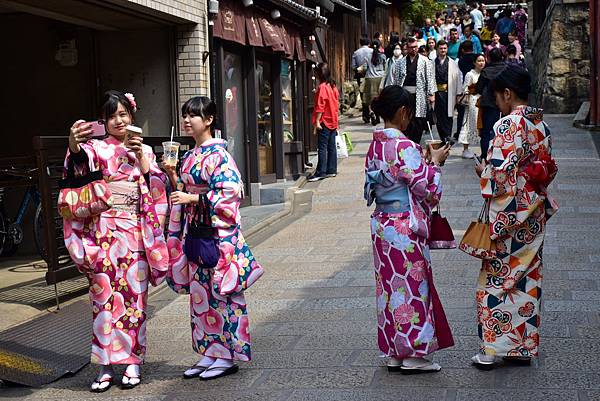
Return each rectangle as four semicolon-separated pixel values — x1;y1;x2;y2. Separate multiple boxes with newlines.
336;134;348;158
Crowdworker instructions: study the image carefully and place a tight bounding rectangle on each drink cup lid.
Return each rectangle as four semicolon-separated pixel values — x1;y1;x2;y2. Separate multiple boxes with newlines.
125;125;143;134
162;141;180;146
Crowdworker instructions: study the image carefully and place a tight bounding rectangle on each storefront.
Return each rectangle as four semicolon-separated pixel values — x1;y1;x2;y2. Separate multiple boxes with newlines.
212;0;327;200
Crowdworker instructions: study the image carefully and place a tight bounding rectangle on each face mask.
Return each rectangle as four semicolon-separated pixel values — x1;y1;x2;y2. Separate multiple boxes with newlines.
393;49;402;57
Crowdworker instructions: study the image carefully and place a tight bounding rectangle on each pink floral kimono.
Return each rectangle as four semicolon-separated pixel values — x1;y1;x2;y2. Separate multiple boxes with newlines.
365;128;454;359
63;137;169;365
167;139;263;361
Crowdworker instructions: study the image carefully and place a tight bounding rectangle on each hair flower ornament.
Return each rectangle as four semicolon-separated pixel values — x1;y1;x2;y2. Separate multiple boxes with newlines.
124;93;137;112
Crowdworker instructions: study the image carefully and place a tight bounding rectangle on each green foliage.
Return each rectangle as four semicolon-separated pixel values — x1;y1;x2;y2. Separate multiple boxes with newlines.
403;0;446;27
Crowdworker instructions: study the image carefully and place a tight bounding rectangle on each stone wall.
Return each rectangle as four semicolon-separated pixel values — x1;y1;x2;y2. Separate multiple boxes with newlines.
530;1;590;113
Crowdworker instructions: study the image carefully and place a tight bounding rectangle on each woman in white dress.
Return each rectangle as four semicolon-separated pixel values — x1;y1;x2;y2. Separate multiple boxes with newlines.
459;54;485;158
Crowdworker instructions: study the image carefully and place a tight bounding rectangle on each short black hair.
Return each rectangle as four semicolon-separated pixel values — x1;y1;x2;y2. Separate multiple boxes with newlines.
181;96;217;130
359;36;370;46
437;39;448;47
489;47;505;63
491;64;531;101
506;44;518;55
371;85;415;122
450;27;458;33
100;90;135;122
461;40;474;52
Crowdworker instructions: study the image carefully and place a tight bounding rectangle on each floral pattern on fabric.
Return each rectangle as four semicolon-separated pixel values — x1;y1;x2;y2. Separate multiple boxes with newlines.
477;106;558;357
366;128;453;358
63;136;169;365
167;139;263;361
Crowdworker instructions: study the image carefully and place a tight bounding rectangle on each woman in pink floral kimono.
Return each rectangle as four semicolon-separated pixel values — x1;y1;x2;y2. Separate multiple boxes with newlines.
164;97;263;381
65;91;169;391
472;65;558;369
365;85;453;373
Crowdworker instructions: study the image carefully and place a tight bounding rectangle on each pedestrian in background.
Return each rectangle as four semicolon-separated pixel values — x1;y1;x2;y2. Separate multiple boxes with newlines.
392;37;437;144
365;85;453;374
433;40;463;144
64;91;169;392
454;40;477;143
165;96;264;380
461;25;483;55
484;32;506;62
495;8;516;45
476;47;505;158
352;36;373;124
426;37;437;60
385;31;401;59
381;42;404;89
472;65;558;369
447;28;461;60
513;4;528;45
458;53;485;158
308;63;339;182
364;39;387;126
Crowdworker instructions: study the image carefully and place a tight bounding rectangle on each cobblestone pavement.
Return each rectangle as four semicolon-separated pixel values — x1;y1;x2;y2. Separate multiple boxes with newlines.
4;115;599;401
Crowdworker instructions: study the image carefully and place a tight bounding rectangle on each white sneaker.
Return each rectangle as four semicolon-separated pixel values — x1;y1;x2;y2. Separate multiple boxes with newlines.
462;149;475;159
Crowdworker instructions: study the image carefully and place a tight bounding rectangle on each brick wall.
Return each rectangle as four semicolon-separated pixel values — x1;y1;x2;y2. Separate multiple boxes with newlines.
126;0;210;109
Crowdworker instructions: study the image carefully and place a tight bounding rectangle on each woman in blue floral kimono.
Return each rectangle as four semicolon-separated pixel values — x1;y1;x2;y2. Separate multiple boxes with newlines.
164;97;263;380
473;65;558;369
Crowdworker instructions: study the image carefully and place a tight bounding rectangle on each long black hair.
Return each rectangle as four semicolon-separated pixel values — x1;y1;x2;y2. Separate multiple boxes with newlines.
371;39;383;66
370;85;415;122
99;90;135;122
314;62;336;88
181;96;218;131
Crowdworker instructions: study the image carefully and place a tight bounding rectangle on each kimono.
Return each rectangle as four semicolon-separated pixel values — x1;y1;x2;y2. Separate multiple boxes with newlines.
63;137;170;365
167;139;263;361
477;106;558;358
365;128;453;358
459;69;481;145
391;54;437;118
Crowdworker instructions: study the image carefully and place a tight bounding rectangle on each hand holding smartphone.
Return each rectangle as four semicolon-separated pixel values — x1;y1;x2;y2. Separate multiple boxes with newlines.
88;120;106;137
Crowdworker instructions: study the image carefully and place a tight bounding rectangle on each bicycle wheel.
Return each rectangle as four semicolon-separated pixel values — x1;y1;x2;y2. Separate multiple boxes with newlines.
34;204;49;262
0;209;7;256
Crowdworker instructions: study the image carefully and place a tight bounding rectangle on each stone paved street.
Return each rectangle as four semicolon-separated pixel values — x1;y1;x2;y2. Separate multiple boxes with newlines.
4;115;600;401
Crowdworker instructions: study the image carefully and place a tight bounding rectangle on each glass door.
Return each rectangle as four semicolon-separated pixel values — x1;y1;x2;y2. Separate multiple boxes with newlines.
256;58;275;180
222;50;247;188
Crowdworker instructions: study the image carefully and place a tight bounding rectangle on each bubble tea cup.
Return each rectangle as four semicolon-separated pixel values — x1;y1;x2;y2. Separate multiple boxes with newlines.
162;141;180;167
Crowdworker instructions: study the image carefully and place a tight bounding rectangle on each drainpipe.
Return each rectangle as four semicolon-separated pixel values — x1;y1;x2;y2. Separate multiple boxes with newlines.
361;0;368;38
591;0;600;126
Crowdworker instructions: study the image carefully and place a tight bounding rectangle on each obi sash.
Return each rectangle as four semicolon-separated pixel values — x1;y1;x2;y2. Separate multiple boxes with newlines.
107;180;140;214
365;170;410;213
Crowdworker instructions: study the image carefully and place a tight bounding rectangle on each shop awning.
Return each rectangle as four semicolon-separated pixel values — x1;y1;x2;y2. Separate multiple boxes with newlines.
214;0;307;61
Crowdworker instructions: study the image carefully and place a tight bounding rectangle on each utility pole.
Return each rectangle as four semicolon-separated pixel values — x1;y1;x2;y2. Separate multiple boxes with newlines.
361;0;368;38
591;0;600;126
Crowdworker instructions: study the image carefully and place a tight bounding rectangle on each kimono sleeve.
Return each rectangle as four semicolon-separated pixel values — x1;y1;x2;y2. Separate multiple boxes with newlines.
480;116;520;239
396;142;442;208
425;57;437;96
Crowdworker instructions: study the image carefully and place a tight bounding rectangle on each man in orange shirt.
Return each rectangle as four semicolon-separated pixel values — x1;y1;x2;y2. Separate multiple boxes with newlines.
309;62;340;182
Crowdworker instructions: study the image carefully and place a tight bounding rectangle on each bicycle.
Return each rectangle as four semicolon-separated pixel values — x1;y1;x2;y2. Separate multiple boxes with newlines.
0;167;47;261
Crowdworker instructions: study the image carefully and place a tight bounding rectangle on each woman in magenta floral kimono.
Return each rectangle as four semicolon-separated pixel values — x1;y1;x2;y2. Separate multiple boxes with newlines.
65;91;169;391
472;65;558;369
365;85;453;374
164;97;263;380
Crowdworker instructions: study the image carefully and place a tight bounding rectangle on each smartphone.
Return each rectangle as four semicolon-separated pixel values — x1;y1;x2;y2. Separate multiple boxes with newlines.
474;154;482;164
89;120;106;137
447;138;457;147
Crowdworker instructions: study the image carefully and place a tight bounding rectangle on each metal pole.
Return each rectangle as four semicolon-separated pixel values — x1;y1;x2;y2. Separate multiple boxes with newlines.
592;0;600;126
361;0;368;38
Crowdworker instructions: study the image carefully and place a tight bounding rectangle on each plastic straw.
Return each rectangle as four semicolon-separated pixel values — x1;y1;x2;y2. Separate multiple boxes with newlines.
427;121;434;141
170;126;174;142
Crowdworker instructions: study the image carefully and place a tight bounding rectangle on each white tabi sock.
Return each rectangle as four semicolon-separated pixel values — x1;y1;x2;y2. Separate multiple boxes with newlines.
91;365;113;391
199;358;234;379
184;356;216;376
122;364;141;385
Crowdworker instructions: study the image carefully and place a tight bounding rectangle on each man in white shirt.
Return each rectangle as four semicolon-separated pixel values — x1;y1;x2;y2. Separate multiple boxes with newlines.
439;16;456;40
470;2;484;32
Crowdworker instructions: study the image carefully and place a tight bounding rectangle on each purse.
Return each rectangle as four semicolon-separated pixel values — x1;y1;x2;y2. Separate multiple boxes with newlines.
429;206;456;249
458;200;497;259
57;156;113;220
184;195;219;269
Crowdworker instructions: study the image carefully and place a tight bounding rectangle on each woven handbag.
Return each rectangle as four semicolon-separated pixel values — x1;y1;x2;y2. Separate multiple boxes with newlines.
458;200;497;260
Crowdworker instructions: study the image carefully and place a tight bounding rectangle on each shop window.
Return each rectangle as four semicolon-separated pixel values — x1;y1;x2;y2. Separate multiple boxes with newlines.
280;60;296;143
257;59;275;176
